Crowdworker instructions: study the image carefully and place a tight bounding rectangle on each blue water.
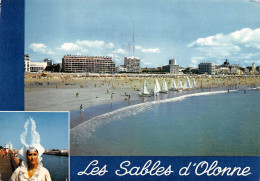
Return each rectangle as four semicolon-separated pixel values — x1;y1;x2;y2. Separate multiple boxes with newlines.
70;89;260;156
42;155;68;181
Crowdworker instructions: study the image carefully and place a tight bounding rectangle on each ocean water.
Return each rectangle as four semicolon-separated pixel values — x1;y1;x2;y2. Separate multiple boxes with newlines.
42;155;68;181
70;89;260;156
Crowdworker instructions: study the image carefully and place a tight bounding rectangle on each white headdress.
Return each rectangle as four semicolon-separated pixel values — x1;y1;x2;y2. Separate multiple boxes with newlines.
18;117;45;166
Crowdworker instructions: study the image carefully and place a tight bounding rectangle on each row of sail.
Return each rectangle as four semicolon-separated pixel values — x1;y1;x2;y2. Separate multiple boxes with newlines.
139;77;197;97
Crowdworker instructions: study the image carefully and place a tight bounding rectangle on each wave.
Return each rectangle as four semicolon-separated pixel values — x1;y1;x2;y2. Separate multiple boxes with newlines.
70;90;235;140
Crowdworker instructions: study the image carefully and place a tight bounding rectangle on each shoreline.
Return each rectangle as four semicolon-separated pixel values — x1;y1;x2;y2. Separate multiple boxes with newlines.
70;85;259;130
70;87;260;156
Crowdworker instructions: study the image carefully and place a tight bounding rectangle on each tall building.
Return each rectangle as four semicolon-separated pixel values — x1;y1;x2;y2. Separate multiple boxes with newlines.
62;55;115;73
24;54;30;72
124;57;140;73
198;62;215;75
169;59;179;74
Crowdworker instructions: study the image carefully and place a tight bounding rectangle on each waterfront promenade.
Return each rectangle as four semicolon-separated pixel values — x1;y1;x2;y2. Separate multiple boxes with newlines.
0;155;18;181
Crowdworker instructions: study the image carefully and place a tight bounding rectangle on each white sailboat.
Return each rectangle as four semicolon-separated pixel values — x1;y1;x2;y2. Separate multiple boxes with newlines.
183;77;192;91
177;78;183;92
153;83;159;96
155;78;161;92
160;79;168;93
139;79;151;97
192;78;197;88
169;79;177;91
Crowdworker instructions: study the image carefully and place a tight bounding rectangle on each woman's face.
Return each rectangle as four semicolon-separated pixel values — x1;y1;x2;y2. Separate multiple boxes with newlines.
27;150;38;165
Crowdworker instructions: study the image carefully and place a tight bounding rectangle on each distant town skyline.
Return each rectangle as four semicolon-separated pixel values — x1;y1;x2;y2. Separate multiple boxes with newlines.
0;112;69;150
25;0;260;68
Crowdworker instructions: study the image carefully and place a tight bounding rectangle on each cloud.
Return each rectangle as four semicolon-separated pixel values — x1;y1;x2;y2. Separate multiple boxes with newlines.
107;42;114;48
112;48;126;54
29;43;53;55
245;0;260;6
135;45;143;50
243;60;260;64
134;45;161;53
76;40;105;48
188;28;260;57
58;43;83;52
189;57;204;68
141;48;161;53
141;59;152;66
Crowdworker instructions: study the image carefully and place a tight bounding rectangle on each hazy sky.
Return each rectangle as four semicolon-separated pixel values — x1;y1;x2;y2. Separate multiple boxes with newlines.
0;112;69;149
25;0;260;68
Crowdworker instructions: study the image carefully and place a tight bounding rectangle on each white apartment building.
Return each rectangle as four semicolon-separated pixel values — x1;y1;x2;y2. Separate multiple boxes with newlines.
124;57;140;73
169;59;179;74
198;62;215;75
30;62;48;72
24;54;30;72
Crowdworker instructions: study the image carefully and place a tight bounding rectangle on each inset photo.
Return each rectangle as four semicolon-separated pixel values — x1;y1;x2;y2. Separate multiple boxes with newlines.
0;112;69;181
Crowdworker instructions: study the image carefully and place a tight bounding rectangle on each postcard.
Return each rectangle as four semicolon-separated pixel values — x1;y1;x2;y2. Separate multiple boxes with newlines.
1;0;260;180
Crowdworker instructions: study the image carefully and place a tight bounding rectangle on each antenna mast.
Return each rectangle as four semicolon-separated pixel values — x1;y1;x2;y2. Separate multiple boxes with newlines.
133;23;135;57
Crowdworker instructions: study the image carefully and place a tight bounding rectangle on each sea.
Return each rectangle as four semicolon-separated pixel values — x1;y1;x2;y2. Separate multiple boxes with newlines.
70;88;260;156
42;154;68;181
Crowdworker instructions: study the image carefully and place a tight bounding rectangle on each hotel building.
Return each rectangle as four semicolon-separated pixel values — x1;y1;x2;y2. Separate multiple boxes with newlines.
62;55;115;73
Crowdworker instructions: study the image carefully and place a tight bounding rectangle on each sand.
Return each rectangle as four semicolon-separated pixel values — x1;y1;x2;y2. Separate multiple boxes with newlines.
24;73;260;112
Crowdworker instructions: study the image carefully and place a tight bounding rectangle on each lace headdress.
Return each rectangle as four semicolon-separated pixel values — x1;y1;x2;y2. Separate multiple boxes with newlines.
17;117;45;165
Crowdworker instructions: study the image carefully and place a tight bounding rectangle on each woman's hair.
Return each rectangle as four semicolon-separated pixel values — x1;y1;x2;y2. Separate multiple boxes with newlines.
26;148;38;155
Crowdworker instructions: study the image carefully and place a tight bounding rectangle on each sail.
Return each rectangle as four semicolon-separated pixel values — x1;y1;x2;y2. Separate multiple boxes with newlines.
141;80;150;95
192;78;197;88
161;79;168;91
177;78;183;89
154;84;158;96
184;77;192;89
169;79;177;90
155;78;161;92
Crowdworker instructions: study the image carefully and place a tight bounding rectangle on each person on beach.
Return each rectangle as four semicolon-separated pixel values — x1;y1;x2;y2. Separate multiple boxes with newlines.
10;144;51;181
80;104;84;111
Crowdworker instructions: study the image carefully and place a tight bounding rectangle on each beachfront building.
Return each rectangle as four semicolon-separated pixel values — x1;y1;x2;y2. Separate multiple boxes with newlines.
116;65;127;73
124;57;140;73
62;55;115;73
24;54;30;72
215;66;230;75
169;59;179;74
198;62;215;75
30;62;48;72
230;65;243;75
162;65;170;72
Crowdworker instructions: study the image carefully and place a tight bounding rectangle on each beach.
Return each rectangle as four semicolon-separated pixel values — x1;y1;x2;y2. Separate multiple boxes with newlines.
25;73;260;112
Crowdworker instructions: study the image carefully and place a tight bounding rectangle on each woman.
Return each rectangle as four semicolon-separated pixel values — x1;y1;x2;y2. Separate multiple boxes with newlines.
10;144;51;181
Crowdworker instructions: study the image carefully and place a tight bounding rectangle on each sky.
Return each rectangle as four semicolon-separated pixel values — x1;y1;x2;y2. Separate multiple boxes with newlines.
0;112;69;150
25;0;260;68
